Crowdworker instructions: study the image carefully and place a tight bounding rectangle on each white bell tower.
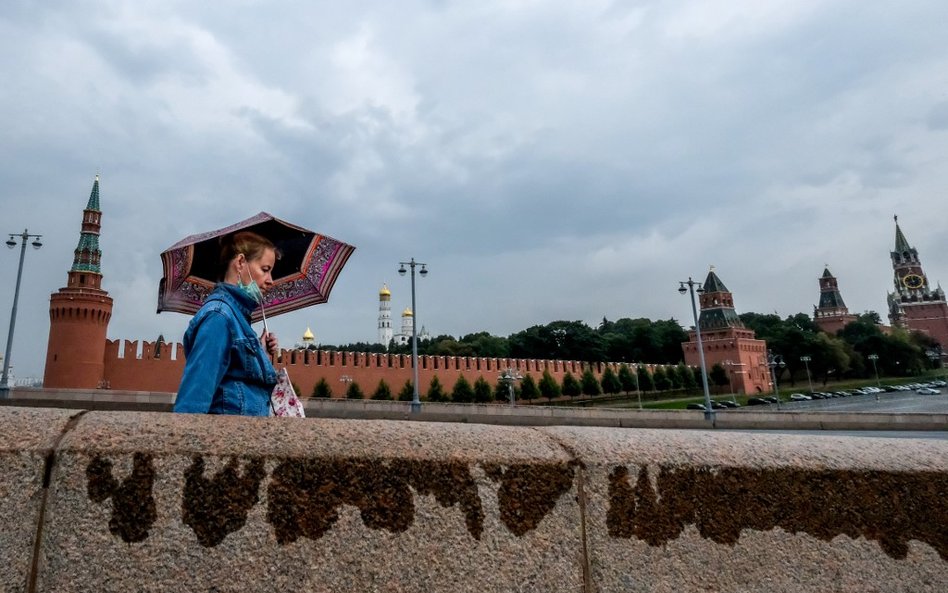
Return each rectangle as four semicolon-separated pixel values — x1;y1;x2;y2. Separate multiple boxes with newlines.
378;284;393;347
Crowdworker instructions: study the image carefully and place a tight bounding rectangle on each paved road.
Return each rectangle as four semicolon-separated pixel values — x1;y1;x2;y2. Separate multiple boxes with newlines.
746;391;948;414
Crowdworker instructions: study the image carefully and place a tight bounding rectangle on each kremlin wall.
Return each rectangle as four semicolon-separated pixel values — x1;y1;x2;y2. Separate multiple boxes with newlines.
40;178;948;399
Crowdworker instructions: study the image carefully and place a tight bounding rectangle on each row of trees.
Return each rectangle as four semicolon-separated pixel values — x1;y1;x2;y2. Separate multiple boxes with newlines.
309;362;706;403
314;311;943;386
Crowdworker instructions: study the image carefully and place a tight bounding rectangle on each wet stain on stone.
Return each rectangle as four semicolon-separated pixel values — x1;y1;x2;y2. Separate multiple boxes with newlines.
267;458;483;544
183;455;266;547
485;462;576;537
86;453;158;543
607;465;948;561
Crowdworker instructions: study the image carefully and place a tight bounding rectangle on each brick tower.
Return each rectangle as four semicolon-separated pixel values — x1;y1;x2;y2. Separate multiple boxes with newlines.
681;268;770;394
813;266;856;334
886;216;948;347
43;176;114;388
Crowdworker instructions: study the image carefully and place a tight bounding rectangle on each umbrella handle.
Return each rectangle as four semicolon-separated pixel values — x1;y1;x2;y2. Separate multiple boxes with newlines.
259;301;269;335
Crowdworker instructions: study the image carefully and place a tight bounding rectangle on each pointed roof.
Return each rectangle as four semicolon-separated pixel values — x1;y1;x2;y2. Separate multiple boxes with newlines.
703;267;729;293
70;175;102;274
894;215;911;252
822;266;833;279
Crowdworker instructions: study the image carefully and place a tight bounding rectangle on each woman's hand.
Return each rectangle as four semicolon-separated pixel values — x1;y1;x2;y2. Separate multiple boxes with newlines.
262;331;279;356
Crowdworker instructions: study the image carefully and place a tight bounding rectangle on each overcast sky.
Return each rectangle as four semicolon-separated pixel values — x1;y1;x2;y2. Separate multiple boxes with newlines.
2;0;948;380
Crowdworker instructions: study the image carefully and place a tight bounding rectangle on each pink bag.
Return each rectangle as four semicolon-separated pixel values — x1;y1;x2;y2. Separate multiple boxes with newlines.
270;368;305;417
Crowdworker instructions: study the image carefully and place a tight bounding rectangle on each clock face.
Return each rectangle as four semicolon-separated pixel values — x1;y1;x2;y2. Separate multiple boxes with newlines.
902;274;924;289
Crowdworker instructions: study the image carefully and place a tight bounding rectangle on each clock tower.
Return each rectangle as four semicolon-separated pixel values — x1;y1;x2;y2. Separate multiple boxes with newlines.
886;215;948;347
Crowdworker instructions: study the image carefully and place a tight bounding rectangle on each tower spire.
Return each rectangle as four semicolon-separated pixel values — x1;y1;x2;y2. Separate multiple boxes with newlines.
894;214;911;253
70;175;103;275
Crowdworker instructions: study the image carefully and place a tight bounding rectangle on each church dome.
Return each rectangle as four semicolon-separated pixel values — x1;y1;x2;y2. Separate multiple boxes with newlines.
379;284;391;297
302;327;315;341
402;307;413;317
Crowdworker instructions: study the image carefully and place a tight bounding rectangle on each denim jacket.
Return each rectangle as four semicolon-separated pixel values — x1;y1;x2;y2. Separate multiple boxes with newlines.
173;283;277;416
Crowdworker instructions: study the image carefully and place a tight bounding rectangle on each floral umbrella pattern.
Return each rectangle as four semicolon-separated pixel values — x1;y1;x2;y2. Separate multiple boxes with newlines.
157;212;355;323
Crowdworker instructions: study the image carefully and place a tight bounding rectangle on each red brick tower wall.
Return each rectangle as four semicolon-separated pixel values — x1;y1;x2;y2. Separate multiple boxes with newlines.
44;290;113;388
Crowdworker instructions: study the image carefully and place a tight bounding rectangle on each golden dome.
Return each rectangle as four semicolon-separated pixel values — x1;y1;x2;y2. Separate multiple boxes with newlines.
402;307;413;317
302;327;315;341
379;283;391;298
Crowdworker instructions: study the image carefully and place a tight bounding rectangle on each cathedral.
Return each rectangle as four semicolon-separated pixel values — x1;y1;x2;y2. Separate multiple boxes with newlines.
377;284;429;348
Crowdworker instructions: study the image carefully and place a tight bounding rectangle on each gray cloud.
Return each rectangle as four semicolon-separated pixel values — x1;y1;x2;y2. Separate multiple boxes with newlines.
2;0;948;380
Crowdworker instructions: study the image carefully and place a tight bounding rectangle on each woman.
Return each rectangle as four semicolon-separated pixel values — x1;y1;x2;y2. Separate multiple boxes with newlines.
174;231;281;415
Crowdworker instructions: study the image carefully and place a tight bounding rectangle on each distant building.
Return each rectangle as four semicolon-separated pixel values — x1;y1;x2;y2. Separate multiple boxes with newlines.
681;268;771;394
813;266;857;334
377;284;430;348
886;216;948;348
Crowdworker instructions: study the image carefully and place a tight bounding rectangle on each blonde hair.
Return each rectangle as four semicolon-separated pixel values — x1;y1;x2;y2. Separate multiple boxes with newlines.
218;231;280;278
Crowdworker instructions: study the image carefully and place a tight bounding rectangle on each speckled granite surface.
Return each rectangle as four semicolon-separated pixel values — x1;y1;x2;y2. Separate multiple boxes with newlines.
0;407;945;592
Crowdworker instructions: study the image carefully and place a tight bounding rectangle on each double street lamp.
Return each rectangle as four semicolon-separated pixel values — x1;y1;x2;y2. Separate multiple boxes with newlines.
766;352;786;410
1;230;43;398
679;277;714;422
867;354;881;401
800;355;814;394
398;258;428;413
499;368;523;406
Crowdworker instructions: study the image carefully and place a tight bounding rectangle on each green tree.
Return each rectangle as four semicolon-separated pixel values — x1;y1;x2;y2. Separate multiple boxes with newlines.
617;364;637;393
451;375;475;403
397;379;414;402
709;363;729;393
637;366;654;391
561;371;581;398
580;368;601;396
678;362;697;390
665;365;683;389
427;376;447;402
652;367;671;391
518;374;539;401
600;366;622;395
371;379;392;400
345;381;364;400
473;377;493;403
538;370;562;401
311;378;332;398
495;378;519;403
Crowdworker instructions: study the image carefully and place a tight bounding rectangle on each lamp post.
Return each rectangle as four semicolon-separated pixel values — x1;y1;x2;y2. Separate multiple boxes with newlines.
800;355;814;394
499;368;523;406
867;354;880;402
766;351;786;410
679;277;713;421
398;258;428;413
1;230;42;398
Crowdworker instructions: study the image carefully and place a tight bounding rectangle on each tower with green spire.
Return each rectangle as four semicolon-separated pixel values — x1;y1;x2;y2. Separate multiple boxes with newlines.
886;215;948;348
44;175;114;389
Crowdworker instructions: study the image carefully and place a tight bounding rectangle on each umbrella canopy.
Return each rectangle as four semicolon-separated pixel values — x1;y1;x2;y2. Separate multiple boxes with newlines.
157;212;355;322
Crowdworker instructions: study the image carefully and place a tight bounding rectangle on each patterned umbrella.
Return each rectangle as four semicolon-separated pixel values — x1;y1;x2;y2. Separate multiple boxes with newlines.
157;212;355;322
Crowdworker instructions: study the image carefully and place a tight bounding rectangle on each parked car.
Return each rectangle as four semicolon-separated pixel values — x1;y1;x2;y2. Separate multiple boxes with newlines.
790;393;812;402
917;387;941;395
747;397;769;406
762;396;779;403
686;403;707;410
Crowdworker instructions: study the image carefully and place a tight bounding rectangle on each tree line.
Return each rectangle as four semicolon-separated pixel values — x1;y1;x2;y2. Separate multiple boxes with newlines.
307;361;704;404
316;311;943;386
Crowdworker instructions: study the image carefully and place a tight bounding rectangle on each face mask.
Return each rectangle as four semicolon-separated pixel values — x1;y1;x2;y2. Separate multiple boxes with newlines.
237;265;264;304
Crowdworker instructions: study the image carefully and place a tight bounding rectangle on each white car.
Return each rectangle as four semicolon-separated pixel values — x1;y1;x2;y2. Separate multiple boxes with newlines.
789;393;812;401
917;387;941;395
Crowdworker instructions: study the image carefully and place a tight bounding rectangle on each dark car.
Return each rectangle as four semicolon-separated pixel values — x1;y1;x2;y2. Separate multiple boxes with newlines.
686;403;707;410
747;397;768;406
762;396;779;403
716;400;741;408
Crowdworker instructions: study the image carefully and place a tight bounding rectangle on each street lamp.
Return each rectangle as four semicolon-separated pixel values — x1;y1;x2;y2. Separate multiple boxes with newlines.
867;354;880;401
1;229;42;398
679;278;713;421
398;258;428;413
766;351;786;410
499;368;523;406
800;355;814;394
